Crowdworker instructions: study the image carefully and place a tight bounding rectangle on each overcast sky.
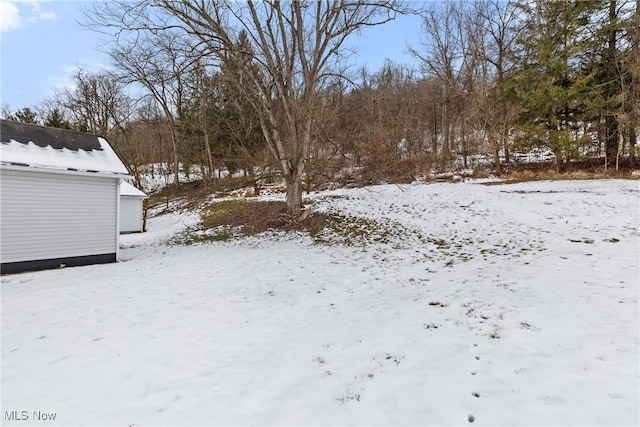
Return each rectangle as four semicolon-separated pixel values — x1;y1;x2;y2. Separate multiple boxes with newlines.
0;0;423;112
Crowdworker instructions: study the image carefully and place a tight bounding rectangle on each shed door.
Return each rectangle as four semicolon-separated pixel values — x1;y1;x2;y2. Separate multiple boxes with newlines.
0;169;118;264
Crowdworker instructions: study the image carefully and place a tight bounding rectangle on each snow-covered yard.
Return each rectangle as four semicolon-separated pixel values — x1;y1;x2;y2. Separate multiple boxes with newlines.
2;179;638;426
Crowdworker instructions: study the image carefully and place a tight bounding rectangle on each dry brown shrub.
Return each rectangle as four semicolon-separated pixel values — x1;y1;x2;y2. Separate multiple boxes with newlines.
471;167;490;179
499;166;638;184
358;143;423;184
395;159;417;183
413;153;437;175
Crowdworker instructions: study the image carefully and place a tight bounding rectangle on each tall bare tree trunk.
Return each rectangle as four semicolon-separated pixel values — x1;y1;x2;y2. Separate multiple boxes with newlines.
432;104;439;158
203;126;214;181
494;143;502;175
502;127;510;164
442;100;450;160
285;170;304;214
169;124;180;185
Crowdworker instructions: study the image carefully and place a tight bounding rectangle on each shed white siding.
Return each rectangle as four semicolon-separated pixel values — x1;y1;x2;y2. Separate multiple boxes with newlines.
0;168;118;264
120;197;144;233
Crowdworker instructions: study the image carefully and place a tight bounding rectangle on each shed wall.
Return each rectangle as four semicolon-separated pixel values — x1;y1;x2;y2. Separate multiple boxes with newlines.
1;169;118;266
120;197;144;233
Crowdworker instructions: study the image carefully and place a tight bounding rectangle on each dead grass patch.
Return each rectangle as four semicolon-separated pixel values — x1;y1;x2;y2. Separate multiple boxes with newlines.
483;167;639;185
172;199;394;245
203;200;295;233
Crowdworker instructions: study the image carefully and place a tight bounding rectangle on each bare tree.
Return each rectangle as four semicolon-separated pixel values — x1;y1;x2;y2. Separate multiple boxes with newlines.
61;69;120;135
108;32;199;185
410;1;470;161
469;0;520;173
86;0;410;215
180;60;220;182
56;69;147;185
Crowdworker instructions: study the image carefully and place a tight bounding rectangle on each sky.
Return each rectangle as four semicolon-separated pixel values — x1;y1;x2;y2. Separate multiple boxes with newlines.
0;0;424;113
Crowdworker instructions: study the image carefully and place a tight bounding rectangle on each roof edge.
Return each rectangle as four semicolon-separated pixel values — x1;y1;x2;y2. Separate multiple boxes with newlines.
1;163;131;180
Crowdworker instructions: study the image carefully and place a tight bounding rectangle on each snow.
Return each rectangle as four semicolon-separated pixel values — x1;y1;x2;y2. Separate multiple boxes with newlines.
120;181;148;198
137;163;268;194
138;164;202;194
0;137;129;175
2;179;638;426
138;163;238;194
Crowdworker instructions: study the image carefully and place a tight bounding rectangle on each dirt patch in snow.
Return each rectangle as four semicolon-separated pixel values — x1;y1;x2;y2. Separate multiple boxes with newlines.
202;200;315;232
173;199;395;246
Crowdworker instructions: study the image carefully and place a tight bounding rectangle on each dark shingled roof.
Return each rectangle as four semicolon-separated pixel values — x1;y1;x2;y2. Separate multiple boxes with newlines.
0;120;103;151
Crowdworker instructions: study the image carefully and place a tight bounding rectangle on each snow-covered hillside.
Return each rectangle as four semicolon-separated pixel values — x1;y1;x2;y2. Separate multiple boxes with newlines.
2;179;638;426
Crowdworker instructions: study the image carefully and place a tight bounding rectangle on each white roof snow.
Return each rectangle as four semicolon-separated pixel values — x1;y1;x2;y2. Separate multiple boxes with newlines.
1;137;130;175
120;181;148;198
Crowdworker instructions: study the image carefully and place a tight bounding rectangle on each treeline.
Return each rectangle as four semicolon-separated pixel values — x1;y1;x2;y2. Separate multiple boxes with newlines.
3;0;638;193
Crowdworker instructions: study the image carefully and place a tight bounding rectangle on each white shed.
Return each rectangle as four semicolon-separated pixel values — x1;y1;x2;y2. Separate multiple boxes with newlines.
120;181;147;234
0;120;130;274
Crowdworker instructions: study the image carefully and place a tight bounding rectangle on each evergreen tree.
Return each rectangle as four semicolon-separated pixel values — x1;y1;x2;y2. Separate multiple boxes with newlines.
43;108;73;130
582;0;636;165
509;0;595;168
8;107;40;124
628;1;639;163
